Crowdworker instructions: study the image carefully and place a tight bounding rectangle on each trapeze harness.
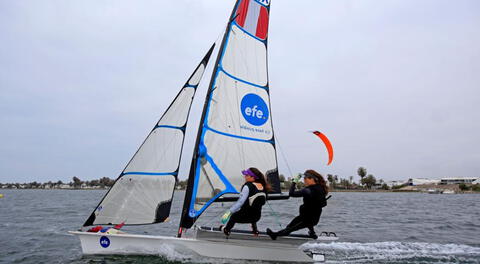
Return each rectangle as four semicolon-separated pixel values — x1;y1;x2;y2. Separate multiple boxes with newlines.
225;182;266;231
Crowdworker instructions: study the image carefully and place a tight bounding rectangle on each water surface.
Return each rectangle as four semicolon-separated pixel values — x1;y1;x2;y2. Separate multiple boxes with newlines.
0;190;479;263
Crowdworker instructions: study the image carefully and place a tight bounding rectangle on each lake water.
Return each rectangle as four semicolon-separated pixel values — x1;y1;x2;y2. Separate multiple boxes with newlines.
0;190;479;263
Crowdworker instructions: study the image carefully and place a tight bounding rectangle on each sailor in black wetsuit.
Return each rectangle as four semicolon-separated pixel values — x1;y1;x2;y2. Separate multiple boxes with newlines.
266;170;328;240
221;167;271;236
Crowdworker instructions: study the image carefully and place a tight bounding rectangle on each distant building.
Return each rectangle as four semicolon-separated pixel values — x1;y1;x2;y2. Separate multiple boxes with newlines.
386;180;407;187
407;178;440;186
440;177;479;185
473;179;479;184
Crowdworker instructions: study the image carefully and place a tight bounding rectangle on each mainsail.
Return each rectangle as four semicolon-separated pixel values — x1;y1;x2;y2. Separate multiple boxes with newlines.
83;45;215;226
180;0;279;230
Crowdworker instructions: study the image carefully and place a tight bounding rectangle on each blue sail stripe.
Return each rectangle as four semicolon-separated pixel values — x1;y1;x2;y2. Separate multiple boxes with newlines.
122;172;177;176
205;125;273;144
205;154;237;192
189;154;237;217
155;125;185;131
231;21;267;43
218;66;268;91
184;84;197;88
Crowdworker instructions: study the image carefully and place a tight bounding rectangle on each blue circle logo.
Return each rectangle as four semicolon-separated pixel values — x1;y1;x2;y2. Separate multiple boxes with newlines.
240;94;269;126
189;209;197;217
99;236;110;248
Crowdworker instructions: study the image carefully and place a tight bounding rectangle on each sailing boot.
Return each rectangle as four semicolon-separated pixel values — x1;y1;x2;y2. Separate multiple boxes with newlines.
220;225;230;237
266;228;278;240
308;227;318;239
308;230;318;239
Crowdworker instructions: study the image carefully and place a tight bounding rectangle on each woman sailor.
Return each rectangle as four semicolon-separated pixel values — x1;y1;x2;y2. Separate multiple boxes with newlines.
220;167;270;236
266;169;328;240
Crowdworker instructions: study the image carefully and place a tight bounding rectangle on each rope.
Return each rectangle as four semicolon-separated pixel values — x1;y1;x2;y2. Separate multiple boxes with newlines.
266;200;283;228
203;206;227;227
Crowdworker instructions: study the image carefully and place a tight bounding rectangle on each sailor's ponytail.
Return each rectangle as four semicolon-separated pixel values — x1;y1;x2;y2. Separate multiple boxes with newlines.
249;167;272;192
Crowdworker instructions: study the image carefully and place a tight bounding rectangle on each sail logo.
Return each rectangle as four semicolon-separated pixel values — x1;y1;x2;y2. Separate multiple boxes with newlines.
255;0;270;6
99;236;110;248
241;93;269;126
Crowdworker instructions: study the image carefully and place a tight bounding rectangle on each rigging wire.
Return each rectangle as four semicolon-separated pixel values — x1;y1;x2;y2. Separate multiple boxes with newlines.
264;135;292;228
275;136;294;178
203;209;225;227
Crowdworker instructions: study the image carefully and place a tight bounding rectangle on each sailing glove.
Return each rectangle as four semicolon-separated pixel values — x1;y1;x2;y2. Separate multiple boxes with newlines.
221;210;232;224
292;174;302;183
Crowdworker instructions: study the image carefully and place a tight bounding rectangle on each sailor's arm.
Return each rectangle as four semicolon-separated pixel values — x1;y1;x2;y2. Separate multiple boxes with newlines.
229;185;249;213
289;182;306;197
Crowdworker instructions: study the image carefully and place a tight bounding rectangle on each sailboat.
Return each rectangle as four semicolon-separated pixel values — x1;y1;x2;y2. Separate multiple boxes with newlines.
70;0;338;262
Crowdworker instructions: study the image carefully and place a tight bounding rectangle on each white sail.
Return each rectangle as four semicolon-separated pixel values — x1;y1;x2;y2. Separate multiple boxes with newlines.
180;0;277;229
84;45;214;226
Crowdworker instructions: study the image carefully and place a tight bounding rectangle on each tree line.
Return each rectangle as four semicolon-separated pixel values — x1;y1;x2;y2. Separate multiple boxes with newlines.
1;167;387;191
1;176;115;189
281;167;389;190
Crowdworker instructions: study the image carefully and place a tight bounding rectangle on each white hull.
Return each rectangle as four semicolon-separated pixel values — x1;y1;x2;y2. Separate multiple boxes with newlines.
70;228;337;262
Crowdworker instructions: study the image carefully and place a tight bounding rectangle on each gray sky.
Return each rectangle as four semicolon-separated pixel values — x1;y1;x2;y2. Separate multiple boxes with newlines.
1;0;479;183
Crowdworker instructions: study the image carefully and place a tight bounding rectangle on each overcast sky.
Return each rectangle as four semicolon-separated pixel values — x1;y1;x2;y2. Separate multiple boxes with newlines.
1;0;479;183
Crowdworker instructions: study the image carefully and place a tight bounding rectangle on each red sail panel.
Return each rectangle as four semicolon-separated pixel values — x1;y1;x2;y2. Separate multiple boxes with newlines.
236;0;250;28
256;6;269;39
236;0;269;40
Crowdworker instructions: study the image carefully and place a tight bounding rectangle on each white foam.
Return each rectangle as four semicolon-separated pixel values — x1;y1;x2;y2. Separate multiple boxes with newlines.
303;241;480;255
154;243;193;261
301;241;480;262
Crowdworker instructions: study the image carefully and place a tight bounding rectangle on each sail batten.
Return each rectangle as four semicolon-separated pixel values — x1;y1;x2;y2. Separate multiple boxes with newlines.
122;172;177;176
155;125;186;130
218;67;269;90
83;45;215;227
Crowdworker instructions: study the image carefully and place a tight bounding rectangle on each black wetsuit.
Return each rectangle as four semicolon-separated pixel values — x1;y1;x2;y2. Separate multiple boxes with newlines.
272;183;326;238
225;182;266;232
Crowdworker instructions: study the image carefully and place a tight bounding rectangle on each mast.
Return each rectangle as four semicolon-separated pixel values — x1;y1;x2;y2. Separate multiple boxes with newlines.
179;0;275;234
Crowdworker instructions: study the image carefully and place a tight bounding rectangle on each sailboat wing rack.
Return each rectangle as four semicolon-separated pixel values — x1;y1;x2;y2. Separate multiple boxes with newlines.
197;226;339;242
215;193;289;202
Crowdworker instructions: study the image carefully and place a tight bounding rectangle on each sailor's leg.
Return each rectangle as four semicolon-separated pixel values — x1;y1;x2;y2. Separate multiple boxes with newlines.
278;215;308;236
267;215;308;240
224;218;236;233
224;213;240;235
224;210;250;233
251;222;259;235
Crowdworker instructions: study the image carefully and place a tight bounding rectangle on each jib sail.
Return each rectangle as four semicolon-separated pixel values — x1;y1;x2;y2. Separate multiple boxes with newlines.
83;45;214;226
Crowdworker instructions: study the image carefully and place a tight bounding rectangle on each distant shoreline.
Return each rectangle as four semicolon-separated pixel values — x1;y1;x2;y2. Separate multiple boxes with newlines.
1;188;479;194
